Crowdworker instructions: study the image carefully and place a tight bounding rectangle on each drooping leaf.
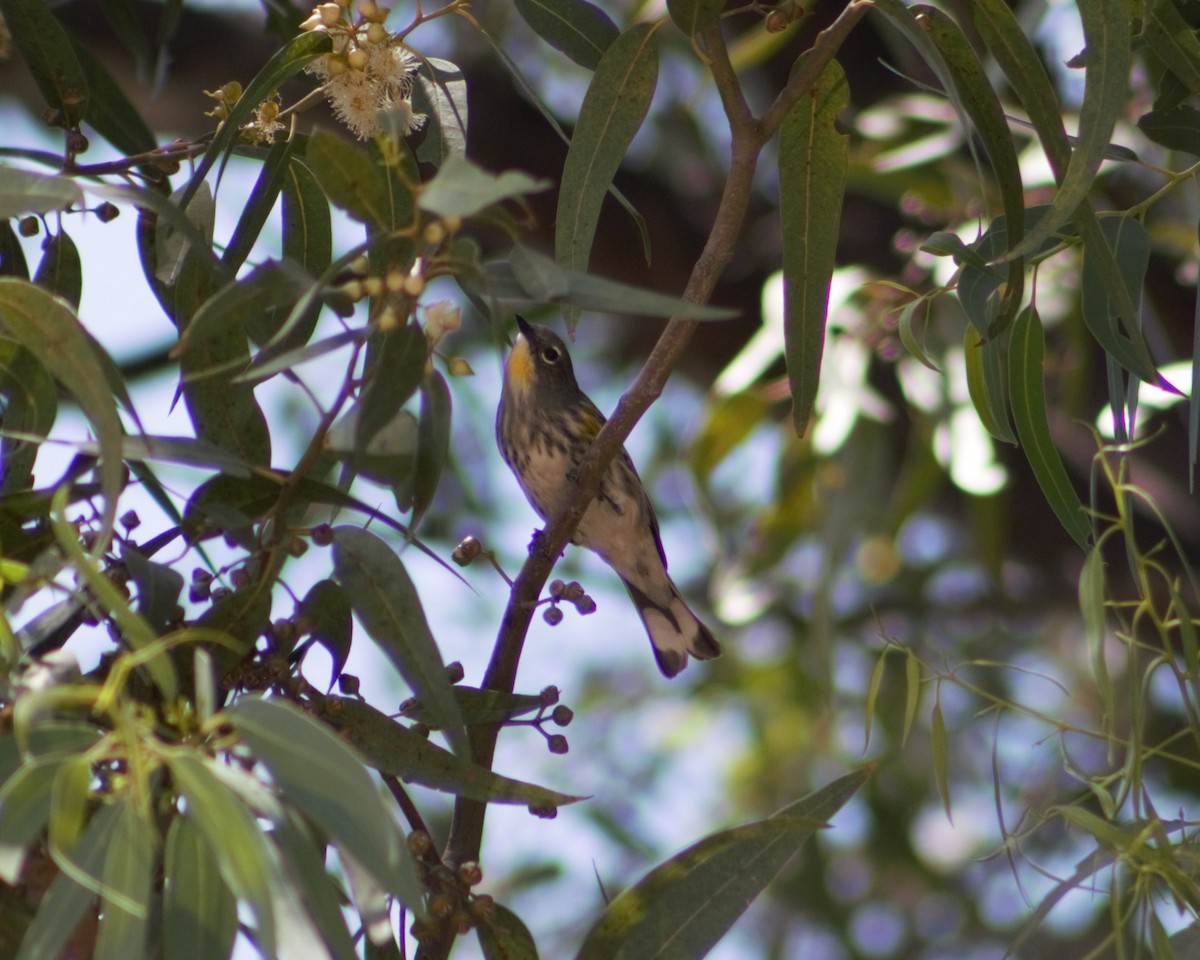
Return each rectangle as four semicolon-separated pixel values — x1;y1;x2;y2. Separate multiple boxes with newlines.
223;138;296;272
282;156;333;278
1141;0;1200;95
331;526;468;757
411;370;452;528
513;0;619;70
0;281;123;553
0;166;83;222
94;796;154;960
0;338;58;494
778;53;848;436
355;323;427;455
163;812;238;960
32;230;82;308
1008;306;1091;549
555;22;659;330
67;31;157;156
298;579;353;684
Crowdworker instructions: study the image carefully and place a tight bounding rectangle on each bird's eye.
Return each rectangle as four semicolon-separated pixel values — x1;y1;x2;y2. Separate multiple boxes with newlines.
541;345;561;364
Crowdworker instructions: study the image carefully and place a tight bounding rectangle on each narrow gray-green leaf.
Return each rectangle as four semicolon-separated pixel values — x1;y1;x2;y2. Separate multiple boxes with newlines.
356;324;427;455
223;138;295;272
228;697;422;912
331;526;468;757
306;127;399;229
963;326;1016;445
412;371;452;528
33;230;82;309
67;31;156;155
0;338;58;494
778;54;848;436
0;280;122;553
0;757;60;883
165;752;277;956
282;156;333;277
555;22;659;330
1138;104;1200;155
1003;0;1130;260
575;766;872;960
1142;0;1200;95
1008;306;1091;549
94;797;154;960
164;812;238;960
514;0;618;70
1079;546;1114;734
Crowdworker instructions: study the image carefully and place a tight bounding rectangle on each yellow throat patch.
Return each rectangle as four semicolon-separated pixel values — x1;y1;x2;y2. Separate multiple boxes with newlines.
506;334;535;392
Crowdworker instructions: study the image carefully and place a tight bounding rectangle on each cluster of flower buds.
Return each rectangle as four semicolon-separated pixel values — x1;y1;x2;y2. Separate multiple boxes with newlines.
300;0;426;140
542;578;597;626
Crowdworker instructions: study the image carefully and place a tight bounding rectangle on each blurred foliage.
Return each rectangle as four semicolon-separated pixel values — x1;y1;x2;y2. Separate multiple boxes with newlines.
0;0;1198;958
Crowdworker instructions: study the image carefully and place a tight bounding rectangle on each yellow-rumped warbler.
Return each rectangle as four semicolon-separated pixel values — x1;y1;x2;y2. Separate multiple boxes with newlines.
496;316;721;677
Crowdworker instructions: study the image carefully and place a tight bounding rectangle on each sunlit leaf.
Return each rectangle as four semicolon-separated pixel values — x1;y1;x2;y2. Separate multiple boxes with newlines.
411;59;468;166
902;649;921;748
864;647;887;751
931;699;951;821
419;152;551;220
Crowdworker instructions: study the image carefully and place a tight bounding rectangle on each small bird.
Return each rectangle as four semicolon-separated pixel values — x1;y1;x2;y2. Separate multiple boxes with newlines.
496;316;721;677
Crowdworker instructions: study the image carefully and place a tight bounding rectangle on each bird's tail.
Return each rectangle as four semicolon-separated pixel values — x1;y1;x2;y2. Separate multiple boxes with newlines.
622;577;721;678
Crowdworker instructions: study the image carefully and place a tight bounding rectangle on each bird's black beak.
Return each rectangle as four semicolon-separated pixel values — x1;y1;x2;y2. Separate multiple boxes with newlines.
515;315;534;339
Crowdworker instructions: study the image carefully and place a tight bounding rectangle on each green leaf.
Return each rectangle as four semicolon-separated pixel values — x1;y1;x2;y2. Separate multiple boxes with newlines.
330;696;584;808
228;698;423;912
411;58;468;166
915;5;1025;330
477;904;540;960
513;0;619;70
164;812;238;960
1079;216;1161;393
666;0;724;37
1137;104;1200;155
223;138;295;272
356;323;427;455
902;650;920;748
0;165;83;219
500;245;736;319
307;127;403;230
1079;546;1114;736
33;230;82;309
15;802;120;960
412;370;452;528
193;585;272;677
271;809;358;960
178;31;331;211
121;542;184;635
282;156;333;278
399;686;545;727
931;699;951;821
963;326;1016;444
0;220;30;279
298;579;353;681
1142;0;1200;95
0;0;89;126
94;797;154;960
165;752;277;956
47;755;91;856
1003;0;1130;261
575;767;873;960
0;757;60;884
331;526;468;757
778;54;848;436
864;647;887;751
689;389;772;481
0;338;58;494
0;280;123;553
181;259;312;355
1008;306;1091;549
419;152;551;220
555;22;659;330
